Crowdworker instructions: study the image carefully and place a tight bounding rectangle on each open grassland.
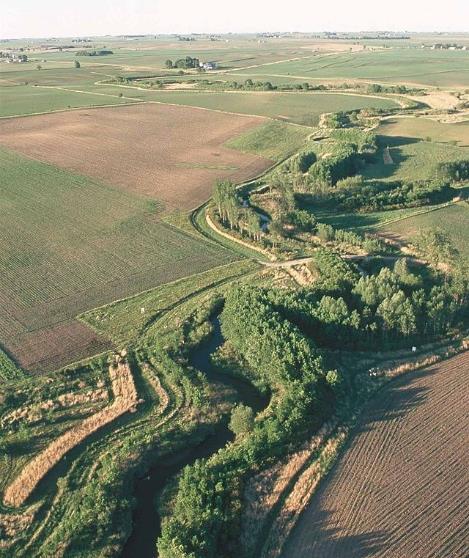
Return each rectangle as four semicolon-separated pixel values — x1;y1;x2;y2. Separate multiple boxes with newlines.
282;351;469;558
0;103;271;207
225;120;311;160
117;90;397;126
0;148;238;371
81;260;259;347
381;202;469;260
235;49;469;87
362;135;469;182
377;117;469;147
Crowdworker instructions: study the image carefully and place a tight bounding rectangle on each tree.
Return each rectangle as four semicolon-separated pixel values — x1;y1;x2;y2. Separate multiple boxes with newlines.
414;227;457;265
229;404;254;436
36;64;42;70
165;59;173;69
74;60;81;68
317;223;335;242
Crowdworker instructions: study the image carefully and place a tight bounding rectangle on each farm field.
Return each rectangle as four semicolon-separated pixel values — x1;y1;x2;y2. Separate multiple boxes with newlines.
0;103;271;207
0;148;238;371
381;202;469;260
235;48;469;87
282;351;469;558
112;90;398;126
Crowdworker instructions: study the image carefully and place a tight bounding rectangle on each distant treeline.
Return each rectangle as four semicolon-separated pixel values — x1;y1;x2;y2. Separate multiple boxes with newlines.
75;50;113;56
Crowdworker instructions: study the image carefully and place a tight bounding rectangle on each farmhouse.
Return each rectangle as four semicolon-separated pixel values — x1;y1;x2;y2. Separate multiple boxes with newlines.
200;61;217;70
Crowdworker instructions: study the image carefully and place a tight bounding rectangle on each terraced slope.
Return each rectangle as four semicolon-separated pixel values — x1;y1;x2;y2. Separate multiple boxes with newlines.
282;352;469;558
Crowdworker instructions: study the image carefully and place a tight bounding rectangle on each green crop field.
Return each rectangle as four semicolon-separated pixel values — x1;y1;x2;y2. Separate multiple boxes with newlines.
112;90;397;125
0;148;237;370
233;48;469;87
381;202;469;260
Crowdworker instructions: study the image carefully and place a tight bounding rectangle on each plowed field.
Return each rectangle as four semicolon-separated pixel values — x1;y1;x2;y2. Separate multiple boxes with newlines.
0;103;271;209
282;352;469;558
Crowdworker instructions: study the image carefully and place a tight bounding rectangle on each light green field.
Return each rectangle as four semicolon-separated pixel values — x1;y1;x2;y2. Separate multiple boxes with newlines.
382;202;469;260
105;90;397;126
377;117;469;147
225;120;311;160
362;137;469;182
234;49;469;87
0;83;135;117
0;148;236;368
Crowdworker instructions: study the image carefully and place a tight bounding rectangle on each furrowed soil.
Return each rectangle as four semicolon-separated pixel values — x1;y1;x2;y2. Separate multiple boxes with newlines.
282;352;469;558
0;103;271;209
0;148;239;372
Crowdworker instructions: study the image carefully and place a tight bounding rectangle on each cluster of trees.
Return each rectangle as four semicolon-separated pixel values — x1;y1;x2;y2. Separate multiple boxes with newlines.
332;176;455;212
165;56;200;69
366;83;421;95
158;286;336;558
213;181;263;241
158;243;467;557
436;160;469;182
75;50;113;56
309;144;363;186
268;249;467;347
316;223;386;254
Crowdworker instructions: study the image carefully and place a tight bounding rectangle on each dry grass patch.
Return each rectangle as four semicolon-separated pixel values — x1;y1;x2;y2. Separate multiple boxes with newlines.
3;358;138;507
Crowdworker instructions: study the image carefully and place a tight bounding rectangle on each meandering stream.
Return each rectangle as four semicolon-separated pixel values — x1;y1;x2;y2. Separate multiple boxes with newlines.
121;316;267;558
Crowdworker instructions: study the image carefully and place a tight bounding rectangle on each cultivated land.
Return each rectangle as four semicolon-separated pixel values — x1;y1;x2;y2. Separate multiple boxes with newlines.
234;48;469;87
1;32;468;558
114;90;398;126
0;103;271;207
0;148;238;371
282;352;469;558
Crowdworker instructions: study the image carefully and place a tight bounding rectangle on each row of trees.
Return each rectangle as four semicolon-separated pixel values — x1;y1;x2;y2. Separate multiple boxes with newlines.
213;181;263;241
165;56;199;69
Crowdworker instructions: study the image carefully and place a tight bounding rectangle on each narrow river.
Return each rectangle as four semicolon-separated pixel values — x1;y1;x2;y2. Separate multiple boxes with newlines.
121;316;267;558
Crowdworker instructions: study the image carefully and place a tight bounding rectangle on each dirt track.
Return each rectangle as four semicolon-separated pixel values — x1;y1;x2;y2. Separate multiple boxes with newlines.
0;103;271;209
282;352;469;558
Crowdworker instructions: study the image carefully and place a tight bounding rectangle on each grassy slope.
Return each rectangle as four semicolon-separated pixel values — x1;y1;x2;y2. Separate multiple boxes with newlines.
225;120;311;161
382;202;469;260
377;117;469;148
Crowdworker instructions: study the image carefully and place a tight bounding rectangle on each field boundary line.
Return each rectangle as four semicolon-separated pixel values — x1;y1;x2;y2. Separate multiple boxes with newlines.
371;199;460;230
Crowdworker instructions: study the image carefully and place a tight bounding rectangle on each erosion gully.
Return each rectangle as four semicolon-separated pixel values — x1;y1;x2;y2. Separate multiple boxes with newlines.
122;315;268;558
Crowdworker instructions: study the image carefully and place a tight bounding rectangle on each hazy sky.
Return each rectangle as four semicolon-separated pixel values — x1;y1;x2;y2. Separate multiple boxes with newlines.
2;0;469;40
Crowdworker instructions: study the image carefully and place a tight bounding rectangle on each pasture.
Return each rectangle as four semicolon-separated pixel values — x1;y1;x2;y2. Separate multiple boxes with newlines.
0;103;271;207
362;135;469;182
377;116;469;147
381;202;469;260
282;352;469;558
0;148;238;371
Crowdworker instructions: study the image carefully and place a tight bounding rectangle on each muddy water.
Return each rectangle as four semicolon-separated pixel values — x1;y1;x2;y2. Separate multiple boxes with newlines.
121;316;267;558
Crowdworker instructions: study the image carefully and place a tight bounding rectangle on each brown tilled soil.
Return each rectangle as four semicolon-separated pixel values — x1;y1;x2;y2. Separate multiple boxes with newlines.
282;352;469;558
0;103;271;209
